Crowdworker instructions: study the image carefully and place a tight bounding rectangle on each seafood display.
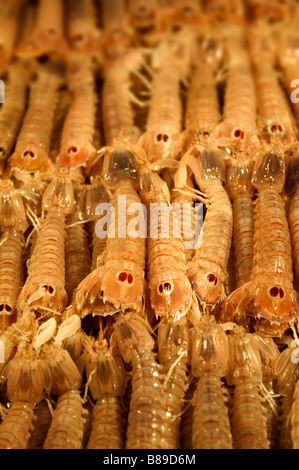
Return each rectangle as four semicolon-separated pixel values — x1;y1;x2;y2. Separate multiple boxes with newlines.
0;0;299;450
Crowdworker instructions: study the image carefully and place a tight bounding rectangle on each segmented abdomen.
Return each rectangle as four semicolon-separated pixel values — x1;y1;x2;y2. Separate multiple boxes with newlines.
0;63;28;165
262;382;280;449
13;70;60;161
146;66;182;135
27;399;52;449
289;379;299;449
103;180;145;282
0;230;23;327
102;67;138;145
185;59;221;137
87;397;125;449
65;224;91;300
224;246;236;295
26;211;65;285
91;227;107;270
158;318;189;449
279;393;293;449
34;0;65;53
253;188;293;286
232;193;255;287
171;189;196;264
66;0;98;54
181;379;197;449
223;60;257;129
253;61;296;144
230;380;269;449
59;73;97;166
0;3;20;72
147;203;188;287
0;401;34;449
188;180;232;285
43;391;85;449
192;374;232;449
288;186;299;287
19;210;67;311
126;348;169;449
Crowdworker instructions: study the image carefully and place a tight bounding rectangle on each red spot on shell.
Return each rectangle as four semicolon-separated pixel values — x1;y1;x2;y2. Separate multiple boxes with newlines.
118;272;127;282
207;274;216;284
234;129;244;139
270;287;279;297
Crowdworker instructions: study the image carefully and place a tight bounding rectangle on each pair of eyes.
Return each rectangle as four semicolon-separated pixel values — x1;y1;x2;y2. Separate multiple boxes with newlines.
231;126;284;139
268;124;284;133
42;285;55;295
157;274;218;295
0;304;11;312
155;133;170;143
118;272;134;284
22;151;36;160
269;286;284;298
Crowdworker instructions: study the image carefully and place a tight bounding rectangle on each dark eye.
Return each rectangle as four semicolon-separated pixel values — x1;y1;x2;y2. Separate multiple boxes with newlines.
269;286;279;297
42;285;54;294
269;286;284;298
207;274;217;285
234;129;244;139
270;124;283;133
158;282;172;293
67;146;78;154
156;134;170;143
23;150;36;159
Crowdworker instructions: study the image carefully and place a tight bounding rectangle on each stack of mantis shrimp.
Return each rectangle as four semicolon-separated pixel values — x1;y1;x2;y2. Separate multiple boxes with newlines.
1;0;299;450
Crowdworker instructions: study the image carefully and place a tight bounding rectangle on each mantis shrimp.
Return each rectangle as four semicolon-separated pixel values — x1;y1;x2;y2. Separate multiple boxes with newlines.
17;167;81;317
0;0;23;74
0;61;32;175
190;316;233;449
128;0;164;46
65;181;91;302
275;24;299;133
57;54;97;167
286;151;299;290
211;35;260;154
42;315;85;449
139;168;192;319
33;0;67;57
222;149;299;337
157;314;189;448
73;47;150;317
113;311;172;449
252;332;280;448
83;328;126;449
8;61;64;178
175;146;233;312
100;0;132;59
66;0;100;56
275;335;299;449
138;30;193;162
0;179;30;328
0;318;56;449
249;26;297;147
226;326;270;449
